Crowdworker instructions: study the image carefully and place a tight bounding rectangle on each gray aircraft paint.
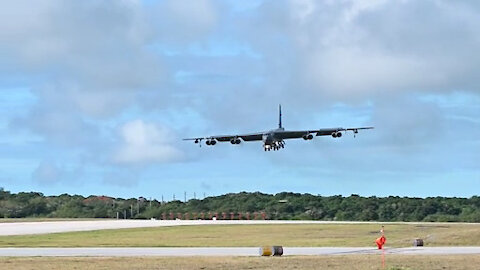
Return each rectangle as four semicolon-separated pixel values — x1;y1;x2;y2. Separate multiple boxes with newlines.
184;105;373;151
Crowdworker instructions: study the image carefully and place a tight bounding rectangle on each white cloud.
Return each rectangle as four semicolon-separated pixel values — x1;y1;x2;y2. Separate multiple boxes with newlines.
1;0;163;118
32;160;83;185
113;120;183;165
1;0;479;192
288;0;316;24
244;0;480;103
152;0;218;43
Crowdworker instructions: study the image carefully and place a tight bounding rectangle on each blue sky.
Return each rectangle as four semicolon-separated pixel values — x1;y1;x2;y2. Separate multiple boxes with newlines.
0;0;479;199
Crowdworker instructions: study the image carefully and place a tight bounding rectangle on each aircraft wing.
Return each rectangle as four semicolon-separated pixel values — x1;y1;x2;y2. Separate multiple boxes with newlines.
183;132;264;142
183;127;374;143
315;127;374;136
276;127;374;139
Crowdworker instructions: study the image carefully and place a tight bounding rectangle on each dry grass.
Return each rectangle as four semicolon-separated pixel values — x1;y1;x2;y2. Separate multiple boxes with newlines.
1;223;480;247
1;255;480;270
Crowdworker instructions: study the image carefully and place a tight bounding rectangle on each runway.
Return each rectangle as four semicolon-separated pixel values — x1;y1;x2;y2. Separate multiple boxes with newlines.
0;220;354;236
1;247;480;257
2;220;479;236
2;220;480;257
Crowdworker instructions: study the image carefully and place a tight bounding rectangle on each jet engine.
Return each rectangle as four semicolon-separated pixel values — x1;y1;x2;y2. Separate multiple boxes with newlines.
230;138;241;144
206;139;216;145
331;132;342;138
302;134;313;140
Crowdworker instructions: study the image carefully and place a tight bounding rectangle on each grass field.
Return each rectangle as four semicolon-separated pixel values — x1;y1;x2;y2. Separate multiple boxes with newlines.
1;223;479;247
1;255;480;270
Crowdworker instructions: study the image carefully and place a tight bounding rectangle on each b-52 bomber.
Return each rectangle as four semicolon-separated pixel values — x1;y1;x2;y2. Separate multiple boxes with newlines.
184;105;373;151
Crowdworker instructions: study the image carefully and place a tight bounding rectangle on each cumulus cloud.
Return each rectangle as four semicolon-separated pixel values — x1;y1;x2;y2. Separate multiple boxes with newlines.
1;0;479;192
152;0;218;43
241;0;480;101
113;120;183;165
4;0;480;124
1;0;163;117
32;160;83;185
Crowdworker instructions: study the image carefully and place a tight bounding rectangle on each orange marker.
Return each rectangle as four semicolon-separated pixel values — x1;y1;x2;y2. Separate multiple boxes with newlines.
375;235;386;249
375;226;387;269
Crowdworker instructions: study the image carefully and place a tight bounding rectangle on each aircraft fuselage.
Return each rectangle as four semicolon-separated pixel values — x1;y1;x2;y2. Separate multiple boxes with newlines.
262;128;285;151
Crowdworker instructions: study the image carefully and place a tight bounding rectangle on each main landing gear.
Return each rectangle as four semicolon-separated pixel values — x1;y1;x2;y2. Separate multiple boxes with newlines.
264;141;285;151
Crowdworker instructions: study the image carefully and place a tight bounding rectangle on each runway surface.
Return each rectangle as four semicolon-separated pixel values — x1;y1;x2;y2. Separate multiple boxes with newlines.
2;220;480;257
0;220;353;236
1;247;480;257
2;220;479;236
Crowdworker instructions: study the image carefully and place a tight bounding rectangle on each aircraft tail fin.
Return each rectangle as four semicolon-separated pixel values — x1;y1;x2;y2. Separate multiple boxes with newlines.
278;104;282;129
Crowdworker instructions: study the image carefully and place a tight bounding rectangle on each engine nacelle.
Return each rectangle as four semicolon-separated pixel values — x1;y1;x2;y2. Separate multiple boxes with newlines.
303;134;314;140
332;132;342;138
206;139;216;145
230;138;241;144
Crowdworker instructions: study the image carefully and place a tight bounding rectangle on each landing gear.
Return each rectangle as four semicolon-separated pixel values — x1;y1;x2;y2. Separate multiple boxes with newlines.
263;141;285;152
275;141;285;149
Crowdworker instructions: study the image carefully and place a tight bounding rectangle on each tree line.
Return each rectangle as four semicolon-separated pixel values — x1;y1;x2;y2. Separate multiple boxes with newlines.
1;188;479;222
